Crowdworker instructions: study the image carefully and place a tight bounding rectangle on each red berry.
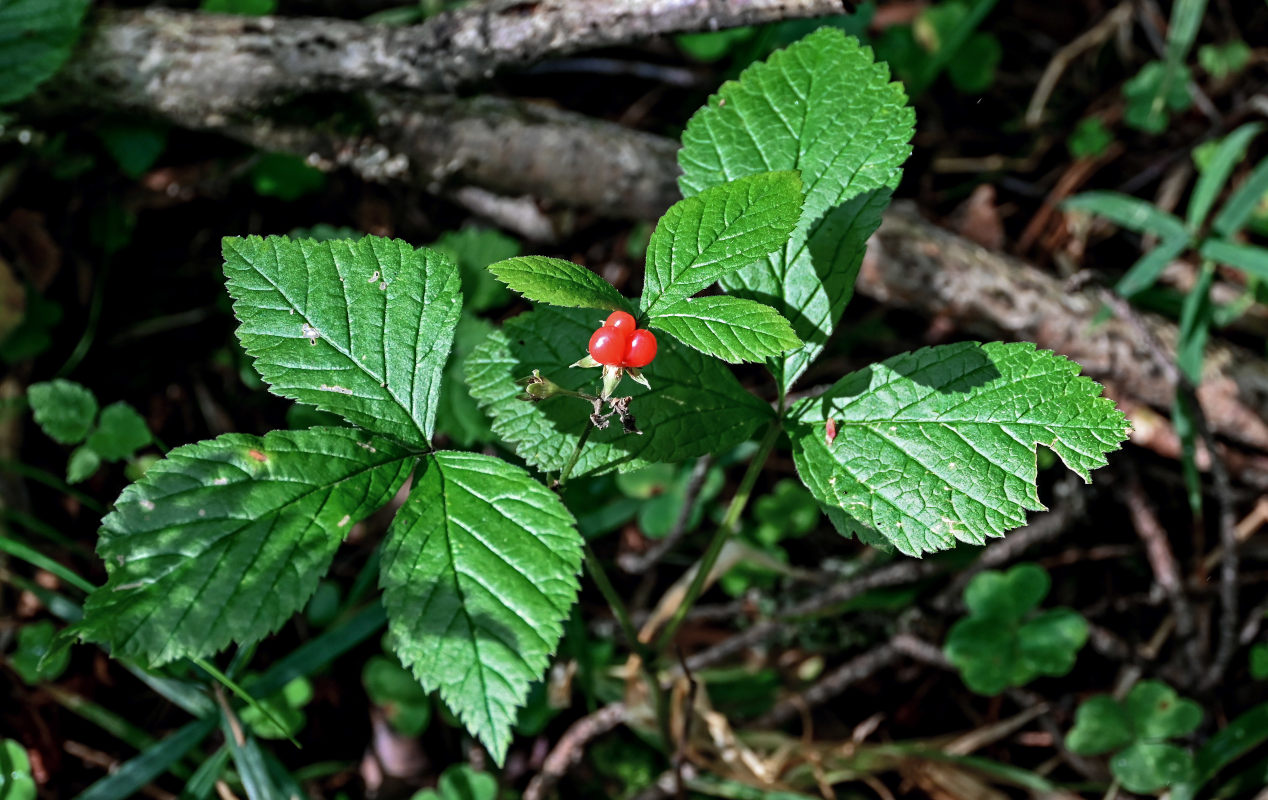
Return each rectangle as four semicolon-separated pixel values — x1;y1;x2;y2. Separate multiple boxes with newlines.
622;329;657;368
605;310;636;333
588;326;629;366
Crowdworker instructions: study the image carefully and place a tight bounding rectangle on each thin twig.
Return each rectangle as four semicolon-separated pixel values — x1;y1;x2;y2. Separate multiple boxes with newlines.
1024;2;1134;128
751;640;902;729
523;703;628;800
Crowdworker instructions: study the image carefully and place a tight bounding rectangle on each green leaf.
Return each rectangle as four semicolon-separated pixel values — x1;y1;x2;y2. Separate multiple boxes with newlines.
465;306;772;476
1188;123;1262;230
28;379;97;444
1066;696;1135;755
1116;235;1191;298
240;677;311;740
1064;191;1189;240
223;235;461;446
641;171;804;315
97;121;168;180
249;153;325;200
11;620;70;684
1213;155;1268;238
648;295;802;363
1253;644;1268;680
0;0;91;106
963;563;1049;621
0;739;35;800
944;616;1021;695
76;718;217;800
946;32;1001;93
1112;742;1195;793
1126;680;1202;740
363;655;432;737
435;313;496;447
1172;702;1268;800
488;256;630;312
945;564;1086;695
411;765;498;800
1123;61;1193;134
1067;118;1114;160
77;427;415;666
789;342;1128;555
200;0;277;13
431;227;519;313
1200;238;1268;282
87;402;151;461
380;451;583;765
1016;607;1088;677
1198;41;1252;80
678;28;914;392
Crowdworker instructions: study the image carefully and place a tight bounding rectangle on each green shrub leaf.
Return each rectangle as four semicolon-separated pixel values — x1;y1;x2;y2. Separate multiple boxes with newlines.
1126;680;1202;740
648;296;802;364
223;235;461;446
380;451;583;765
466;306;772;476
790;342;1129;556
77;427;415;666
678;28;914;392
0;0;92;106
28;379;97;444
488;256;630;312
640;172;803;315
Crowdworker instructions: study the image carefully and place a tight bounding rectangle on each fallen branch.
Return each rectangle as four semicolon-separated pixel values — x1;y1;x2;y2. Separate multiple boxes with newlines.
58;0;849;126
523;702;627;800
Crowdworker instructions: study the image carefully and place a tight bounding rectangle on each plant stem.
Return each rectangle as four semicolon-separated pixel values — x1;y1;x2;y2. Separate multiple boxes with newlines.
556;418;595;487
653;421;782;653
583;543;643;656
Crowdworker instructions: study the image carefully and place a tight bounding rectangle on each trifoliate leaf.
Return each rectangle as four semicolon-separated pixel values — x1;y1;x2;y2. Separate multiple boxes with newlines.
412;765;498;800
380;451;583;765
648;295;802;364
945;564;1087;695
77;427;415;666
0;0;92;106
679;28;914;392
790;342;1128;556
223;235;461;447
1198;41;1251;80
488;256;630;312
87;402;151;461
28;379;97;444
640;171;803;315
465;306;772;476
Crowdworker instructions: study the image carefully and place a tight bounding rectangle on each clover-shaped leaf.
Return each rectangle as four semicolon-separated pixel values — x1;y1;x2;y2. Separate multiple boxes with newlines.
1067;680;1202;794
944;563;1088;695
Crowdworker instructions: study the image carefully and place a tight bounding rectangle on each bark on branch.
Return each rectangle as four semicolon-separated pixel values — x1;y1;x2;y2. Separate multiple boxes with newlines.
58;0;848;126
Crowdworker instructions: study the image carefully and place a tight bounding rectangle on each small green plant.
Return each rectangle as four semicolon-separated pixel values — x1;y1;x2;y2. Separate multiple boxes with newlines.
1122;0;1206;133
1198;40;1252;80
9;619;71;684
1067;117;1114;160
364;652;433;736
1066;680;1202;793
410;765;497;800
875;0;1001;94
27;379;154;483
239;676;313;740
0;739;36;800
944;563;1088;695
60;29;1127;776
1066;122;1268;510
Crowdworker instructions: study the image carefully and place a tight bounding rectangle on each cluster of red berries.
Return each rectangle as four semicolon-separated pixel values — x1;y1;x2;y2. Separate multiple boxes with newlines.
587;311;657;368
